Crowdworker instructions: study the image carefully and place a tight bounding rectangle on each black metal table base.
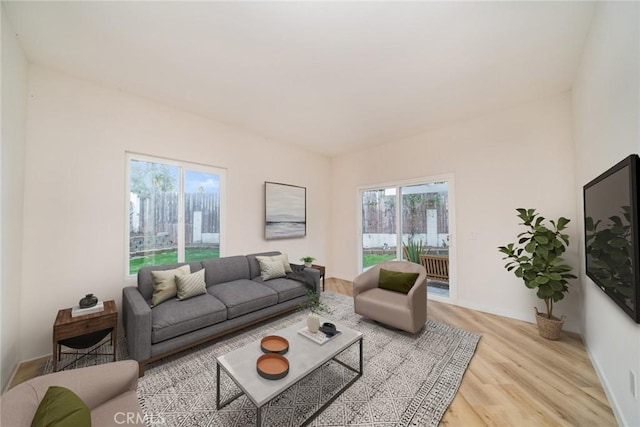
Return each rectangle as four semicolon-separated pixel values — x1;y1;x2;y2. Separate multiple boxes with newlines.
216;337;363;427
57;339;113;371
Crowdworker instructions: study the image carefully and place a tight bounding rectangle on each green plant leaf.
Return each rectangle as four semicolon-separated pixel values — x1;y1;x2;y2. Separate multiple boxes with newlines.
525;241;536;253
534;235;549;244
549;281;563;291
548;273;562;281
535;246;549;259
537;285;554;298
610;237;629;249
557;217;570;230
525;279;538;289
535;276;550;284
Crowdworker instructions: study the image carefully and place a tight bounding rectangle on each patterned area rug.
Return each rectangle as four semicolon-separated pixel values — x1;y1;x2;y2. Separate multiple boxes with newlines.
42;291;480;426
140;292;479;427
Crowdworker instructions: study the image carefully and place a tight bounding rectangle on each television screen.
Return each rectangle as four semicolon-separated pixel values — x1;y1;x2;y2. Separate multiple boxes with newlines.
583;154;640;323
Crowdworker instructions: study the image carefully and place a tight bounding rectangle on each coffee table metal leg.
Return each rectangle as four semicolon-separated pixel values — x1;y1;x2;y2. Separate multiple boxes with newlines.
300;337;363;426
359;336;363;374
216;361;247;411
256;406;261;426
216;362;221;410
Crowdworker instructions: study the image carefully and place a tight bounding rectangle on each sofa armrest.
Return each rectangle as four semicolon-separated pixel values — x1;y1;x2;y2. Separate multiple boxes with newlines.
352;266;380;297
303;267;321;294
122;286;152;362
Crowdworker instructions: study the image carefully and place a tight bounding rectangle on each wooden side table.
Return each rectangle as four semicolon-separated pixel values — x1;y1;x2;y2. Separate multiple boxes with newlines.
53;300;118;372
311;264;326;291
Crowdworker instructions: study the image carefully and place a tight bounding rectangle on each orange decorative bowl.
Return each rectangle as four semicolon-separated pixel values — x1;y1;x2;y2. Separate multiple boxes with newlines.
257;353;289;380
260;335;289;355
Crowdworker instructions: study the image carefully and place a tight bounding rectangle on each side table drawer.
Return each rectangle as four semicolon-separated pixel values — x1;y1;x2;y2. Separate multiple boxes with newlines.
55;314;116;341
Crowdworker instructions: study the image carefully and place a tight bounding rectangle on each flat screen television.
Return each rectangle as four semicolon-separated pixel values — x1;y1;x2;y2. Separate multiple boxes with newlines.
583;154;640;323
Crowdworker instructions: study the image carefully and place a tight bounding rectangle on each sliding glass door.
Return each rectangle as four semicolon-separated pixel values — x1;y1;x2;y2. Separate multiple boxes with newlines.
360;177;453;300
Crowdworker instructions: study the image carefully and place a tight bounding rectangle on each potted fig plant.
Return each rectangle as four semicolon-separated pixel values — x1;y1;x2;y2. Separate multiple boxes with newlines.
300;256;315;268
498;209;577;340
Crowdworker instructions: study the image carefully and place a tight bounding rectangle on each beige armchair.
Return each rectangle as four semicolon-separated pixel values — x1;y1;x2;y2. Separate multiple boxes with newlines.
353;261;427;333
1;361;144;426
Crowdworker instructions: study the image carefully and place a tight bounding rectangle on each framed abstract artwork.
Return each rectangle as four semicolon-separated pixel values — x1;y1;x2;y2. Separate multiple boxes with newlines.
265;182;306;239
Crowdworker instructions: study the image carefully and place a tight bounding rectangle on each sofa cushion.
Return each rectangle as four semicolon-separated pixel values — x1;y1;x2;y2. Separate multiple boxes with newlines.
208;279;278;319
151;293;227;344
246;251;282;279
253;277;308;303
138;262;203;300
202;256;251;286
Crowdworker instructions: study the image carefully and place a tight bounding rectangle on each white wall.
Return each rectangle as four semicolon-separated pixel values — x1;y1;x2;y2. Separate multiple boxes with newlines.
572;2;640;426
20;65;331;360
330;93;580;331
1;6;28;390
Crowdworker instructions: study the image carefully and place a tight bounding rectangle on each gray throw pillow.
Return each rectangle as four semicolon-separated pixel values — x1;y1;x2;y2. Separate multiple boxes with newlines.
176;269;207;300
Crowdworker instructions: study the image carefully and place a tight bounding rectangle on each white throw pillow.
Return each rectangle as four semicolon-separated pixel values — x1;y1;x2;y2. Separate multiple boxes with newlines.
150;265;191;307
257;254;292;274
256;256;287;280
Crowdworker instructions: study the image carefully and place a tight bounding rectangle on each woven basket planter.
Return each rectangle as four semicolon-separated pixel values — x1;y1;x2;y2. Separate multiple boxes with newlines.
534;307;566;340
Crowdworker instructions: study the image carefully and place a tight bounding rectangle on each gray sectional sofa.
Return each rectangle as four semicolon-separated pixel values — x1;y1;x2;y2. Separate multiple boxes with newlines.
122;251;319;374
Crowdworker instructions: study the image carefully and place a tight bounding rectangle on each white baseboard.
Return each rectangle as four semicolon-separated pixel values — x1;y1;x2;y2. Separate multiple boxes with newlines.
3;352;50;393
584;344;628;427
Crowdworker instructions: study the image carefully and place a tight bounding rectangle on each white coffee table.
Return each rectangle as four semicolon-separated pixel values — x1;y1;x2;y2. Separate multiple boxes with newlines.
216;319;363;426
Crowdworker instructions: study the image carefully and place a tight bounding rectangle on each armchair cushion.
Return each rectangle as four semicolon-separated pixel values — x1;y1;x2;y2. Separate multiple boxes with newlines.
31;386;90;427
378;268;419;294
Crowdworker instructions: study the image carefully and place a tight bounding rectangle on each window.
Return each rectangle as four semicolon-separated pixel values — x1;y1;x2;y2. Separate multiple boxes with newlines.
127;154;226;275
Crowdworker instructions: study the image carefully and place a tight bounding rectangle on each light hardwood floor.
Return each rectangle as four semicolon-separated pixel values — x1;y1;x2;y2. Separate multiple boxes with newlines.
328;277;616;426
10;278;617;426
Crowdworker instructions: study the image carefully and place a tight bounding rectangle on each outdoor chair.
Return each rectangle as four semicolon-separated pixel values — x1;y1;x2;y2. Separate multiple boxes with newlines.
419;254;449;282
353;261;427;333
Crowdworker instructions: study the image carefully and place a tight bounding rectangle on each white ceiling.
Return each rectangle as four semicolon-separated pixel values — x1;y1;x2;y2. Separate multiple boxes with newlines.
4;1;595;157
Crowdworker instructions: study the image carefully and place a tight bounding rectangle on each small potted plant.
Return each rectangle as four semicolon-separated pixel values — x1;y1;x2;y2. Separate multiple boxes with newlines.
300;256;315;268
299;290;331;333
498;209;577;340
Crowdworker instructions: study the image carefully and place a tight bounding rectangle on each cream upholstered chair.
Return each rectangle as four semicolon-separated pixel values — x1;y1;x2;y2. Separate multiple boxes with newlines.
353;261;427;333
0;361;144;426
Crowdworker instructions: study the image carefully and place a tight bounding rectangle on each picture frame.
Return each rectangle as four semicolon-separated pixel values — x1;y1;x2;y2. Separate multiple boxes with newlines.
265;182;306;239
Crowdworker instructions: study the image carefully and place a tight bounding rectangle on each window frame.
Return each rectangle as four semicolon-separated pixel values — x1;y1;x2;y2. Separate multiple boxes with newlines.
124;152;227;279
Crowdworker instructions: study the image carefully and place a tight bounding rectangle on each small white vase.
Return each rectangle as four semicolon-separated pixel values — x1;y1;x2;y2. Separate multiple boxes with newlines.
304;262;312;268
307;313;320;333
